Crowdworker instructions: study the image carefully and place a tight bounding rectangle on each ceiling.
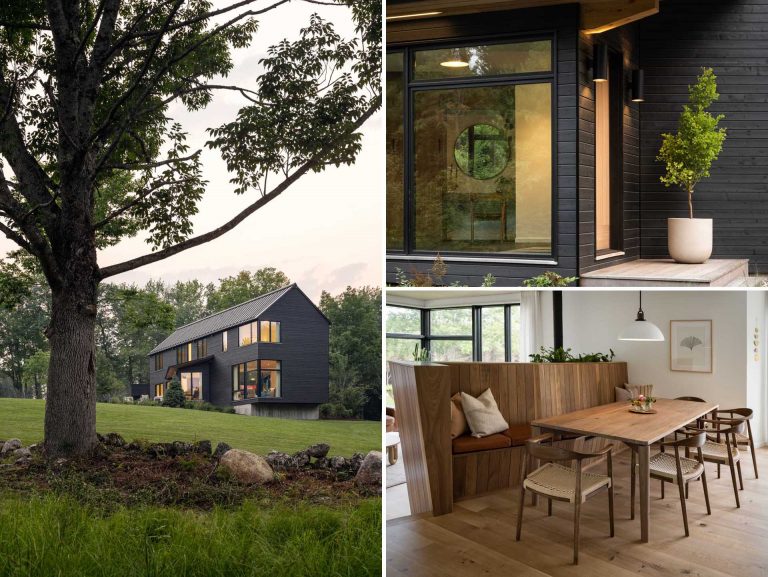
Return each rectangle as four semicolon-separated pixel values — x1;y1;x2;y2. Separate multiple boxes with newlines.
386;0;660;35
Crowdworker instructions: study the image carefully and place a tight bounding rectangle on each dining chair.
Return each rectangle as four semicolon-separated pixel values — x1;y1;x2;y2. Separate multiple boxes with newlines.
710;408;758;479
686;418;746;508
630;432;710;536
516;434;614;565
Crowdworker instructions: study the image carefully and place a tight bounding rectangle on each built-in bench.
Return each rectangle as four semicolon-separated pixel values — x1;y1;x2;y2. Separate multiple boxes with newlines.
388;360;629;516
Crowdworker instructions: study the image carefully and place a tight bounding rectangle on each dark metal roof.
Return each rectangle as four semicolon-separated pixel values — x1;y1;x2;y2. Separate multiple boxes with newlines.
148;284;296;355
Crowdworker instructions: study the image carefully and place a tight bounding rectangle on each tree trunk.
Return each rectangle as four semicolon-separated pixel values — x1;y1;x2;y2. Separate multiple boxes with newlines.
43;273;100;457
688;188;694;219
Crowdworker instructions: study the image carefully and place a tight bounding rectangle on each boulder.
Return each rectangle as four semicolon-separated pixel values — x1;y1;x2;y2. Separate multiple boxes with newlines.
103;432;126;447
13;447;31;459
1;439;22;455
349;452;365;474
266;450;295;471
172;441;193;455
292;449;310;468
307;443;330;459
194;440;212;455
329;455;347;471
219;449;274;484
354;451;382;487
313;457;330;470
213;442;232;459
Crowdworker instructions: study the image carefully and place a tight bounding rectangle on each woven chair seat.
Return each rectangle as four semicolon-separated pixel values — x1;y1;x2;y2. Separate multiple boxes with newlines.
701;440;740;463
523;462;611;504
649;452;704;481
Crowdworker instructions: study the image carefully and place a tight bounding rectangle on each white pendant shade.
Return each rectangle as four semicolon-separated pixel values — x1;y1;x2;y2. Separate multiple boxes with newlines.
618;291;665;342
618;319;665;341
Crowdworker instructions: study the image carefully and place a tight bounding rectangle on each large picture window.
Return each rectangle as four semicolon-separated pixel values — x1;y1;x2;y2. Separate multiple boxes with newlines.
180;371;202;400
387;38;554;259
385;304;521;362
232;360;282;400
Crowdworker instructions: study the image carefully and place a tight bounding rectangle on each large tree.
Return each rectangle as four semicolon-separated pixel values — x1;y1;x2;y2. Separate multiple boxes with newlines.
0;0;380;455
206;267;290;313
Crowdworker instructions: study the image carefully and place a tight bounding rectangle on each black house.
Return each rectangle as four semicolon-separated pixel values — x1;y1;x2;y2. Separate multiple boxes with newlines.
147;284;329;419
386;0;768;286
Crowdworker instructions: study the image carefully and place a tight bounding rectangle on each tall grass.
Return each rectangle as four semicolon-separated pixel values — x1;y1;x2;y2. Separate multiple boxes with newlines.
0;494;381;577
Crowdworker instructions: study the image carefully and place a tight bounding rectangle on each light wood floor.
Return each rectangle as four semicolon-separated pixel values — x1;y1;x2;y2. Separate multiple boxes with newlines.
387;447;768;577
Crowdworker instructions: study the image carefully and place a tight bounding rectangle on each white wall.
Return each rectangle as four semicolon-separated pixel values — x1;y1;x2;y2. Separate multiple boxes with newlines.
561;290;764;445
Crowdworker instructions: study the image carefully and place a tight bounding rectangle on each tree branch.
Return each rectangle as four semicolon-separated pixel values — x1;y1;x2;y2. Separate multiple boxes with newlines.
93;177;193;230
99;95;380;280
102;150;201;171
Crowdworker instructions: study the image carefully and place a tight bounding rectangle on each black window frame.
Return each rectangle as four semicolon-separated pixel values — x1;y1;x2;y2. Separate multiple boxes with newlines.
232;360;282;401
222;330;228;352
386;32;559;262
385;303;521;362
153;353;163;371
176;342;192;364
259;320;281;343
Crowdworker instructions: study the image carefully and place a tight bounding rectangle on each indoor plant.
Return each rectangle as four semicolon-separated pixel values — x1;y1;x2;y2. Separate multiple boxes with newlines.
657;67;727;263
629;394;656;413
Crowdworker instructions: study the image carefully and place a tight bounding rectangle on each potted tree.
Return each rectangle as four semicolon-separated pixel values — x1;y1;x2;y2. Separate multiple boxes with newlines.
657;67;727;264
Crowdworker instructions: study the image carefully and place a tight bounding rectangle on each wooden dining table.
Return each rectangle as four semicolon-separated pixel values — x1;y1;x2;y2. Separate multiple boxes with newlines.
531;398;718;543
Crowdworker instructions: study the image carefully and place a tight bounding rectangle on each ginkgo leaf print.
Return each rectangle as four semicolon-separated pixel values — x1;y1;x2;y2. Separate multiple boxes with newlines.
680;336;703;351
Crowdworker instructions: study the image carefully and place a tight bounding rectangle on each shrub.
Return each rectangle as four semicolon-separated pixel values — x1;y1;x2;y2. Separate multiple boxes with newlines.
529;346;615;363
162;381;185;408
319;402;353;419
523;272;578;287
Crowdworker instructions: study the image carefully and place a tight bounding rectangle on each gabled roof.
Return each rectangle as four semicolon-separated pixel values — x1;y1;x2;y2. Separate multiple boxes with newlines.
148;284;326;356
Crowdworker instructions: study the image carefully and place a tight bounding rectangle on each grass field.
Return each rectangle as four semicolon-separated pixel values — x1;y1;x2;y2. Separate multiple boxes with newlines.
0;494;381;577
0;398;380;456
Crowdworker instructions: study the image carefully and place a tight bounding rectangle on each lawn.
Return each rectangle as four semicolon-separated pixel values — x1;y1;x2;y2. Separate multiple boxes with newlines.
0;398;380;456
0;494;381;577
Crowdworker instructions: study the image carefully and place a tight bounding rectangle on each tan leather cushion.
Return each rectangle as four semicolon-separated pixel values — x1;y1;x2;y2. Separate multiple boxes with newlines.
452;433;512;454
386;415;395;432
461;389;509;438
450;393;469;439
625;383;654;399
615;386;632;402
502;424;533;446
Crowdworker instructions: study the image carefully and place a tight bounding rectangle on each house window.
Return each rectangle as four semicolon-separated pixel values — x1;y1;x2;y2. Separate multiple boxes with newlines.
195;338;207;358
176;343;192;364
153;354;163;371
222;331;228;352
239;322;256;346
385;303;521;362
232;360;282;400
387;38;554;259
595;48;624;254
180;371;202;400
259;321;280;343
154;383;164;398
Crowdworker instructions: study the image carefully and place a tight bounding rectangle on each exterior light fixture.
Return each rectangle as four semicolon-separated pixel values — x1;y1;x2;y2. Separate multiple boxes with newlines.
593;43;608;83
631;69;645;102
618;292;665;341
386;11;442;21
440;48;469;68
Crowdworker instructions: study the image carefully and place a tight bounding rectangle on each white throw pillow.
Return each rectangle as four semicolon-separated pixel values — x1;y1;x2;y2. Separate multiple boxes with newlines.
461;389;509;438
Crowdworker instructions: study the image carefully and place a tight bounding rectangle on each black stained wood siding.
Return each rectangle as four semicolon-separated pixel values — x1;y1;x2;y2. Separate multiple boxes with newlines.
577;26;642;273
639;0;768;268
148;287;329;408
385;5;580;286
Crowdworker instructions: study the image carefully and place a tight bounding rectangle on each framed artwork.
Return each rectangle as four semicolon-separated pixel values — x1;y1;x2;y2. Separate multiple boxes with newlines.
670;320;713;373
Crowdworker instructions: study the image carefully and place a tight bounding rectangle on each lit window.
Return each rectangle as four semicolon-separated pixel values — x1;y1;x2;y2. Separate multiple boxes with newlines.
222;331;228;352
232;360;282;400
259;321;281;343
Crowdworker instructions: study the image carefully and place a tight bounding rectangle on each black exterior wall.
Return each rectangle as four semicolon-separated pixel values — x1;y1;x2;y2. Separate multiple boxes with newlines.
578;26;642;273
147;286;329;415
639;0;768;270
386;5;580;286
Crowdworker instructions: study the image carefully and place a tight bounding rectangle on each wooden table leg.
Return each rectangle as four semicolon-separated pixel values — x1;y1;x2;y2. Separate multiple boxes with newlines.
638;444;650;543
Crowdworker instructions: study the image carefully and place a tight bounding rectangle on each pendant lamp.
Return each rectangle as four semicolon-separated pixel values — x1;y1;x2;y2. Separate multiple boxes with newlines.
618;292;664;341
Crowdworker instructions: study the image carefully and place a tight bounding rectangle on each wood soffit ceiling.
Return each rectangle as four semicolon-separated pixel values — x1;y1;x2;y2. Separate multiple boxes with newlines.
386;0;660;35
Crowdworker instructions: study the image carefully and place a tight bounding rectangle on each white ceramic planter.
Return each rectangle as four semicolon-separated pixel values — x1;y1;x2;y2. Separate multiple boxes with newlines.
668;217;713;264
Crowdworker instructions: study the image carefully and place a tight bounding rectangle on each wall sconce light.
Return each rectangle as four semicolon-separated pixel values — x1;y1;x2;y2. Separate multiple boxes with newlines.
630;69;645;102
593;43;608;83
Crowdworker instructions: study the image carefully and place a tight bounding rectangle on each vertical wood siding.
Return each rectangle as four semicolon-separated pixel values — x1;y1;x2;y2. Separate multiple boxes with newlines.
639;0;768;267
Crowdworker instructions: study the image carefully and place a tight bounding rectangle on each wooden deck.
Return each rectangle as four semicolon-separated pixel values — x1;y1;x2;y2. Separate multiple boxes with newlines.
580;259;749;287
387;447;768;577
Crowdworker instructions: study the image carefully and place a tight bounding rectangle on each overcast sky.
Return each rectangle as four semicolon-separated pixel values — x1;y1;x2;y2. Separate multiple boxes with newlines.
1;1;382;303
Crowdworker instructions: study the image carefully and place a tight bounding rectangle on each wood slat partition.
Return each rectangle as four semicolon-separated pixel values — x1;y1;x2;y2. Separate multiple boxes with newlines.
388;361;453;516
389;361;629;514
